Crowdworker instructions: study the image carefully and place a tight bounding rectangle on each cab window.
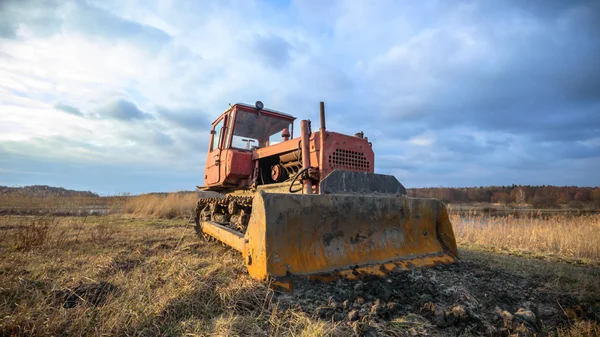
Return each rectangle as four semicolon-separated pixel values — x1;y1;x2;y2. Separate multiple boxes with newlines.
211;118;224;151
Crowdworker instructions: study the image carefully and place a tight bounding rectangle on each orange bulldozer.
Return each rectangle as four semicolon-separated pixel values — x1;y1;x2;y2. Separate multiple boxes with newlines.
194;101;458;285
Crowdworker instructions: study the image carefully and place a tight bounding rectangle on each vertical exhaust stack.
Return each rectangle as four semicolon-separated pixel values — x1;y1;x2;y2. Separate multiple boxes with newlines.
319;101;326;132
319;102;326;193
300;120;312;194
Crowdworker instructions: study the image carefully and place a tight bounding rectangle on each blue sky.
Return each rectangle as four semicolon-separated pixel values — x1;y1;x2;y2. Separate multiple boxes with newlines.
1;0;599;195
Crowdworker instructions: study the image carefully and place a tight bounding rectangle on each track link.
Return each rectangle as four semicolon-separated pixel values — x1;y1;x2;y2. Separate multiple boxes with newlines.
194;195;253;238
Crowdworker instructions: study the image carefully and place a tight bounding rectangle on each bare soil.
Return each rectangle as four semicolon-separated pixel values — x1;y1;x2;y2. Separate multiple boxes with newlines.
276;257;599;336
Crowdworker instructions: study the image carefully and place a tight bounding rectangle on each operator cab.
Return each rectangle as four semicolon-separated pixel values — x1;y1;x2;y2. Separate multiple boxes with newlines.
203;101;296;189
209;101;296;152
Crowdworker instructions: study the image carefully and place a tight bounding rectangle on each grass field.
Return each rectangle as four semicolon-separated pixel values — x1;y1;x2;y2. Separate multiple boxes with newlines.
1;194;599;336
452;213;600;265
0;215;339;336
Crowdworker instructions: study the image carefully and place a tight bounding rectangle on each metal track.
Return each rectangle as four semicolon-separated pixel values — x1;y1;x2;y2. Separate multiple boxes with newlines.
194;195;253;238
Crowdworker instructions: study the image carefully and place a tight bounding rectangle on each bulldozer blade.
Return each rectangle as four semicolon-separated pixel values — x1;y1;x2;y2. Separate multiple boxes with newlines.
199;190;458;282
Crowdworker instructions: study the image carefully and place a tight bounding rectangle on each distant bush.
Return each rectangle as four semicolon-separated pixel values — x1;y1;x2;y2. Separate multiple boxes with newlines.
0;185;99;198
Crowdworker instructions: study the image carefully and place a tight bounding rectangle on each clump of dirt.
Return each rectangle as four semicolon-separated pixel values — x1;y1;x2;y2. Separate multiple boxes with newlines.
275;260;597;336
54;281;119;309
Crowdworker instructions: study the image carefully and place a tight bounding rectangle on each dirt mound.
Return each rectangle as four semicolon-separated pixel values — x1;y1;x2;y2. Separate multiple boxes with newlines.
54;281;119;309
275;260;597;336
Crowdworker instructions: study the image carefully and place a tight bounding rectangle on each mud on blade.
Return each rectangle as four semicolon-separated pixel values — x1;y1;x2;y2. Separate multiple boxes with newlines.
242;191;458;280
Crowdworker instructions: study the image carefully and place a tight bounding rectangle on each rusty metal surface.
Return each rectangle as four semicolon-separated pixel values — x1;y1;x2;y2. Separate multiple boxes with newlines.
300;120;313;194
317;131;375;188
319;170;407;195
243;191;458;280
224;150;253;181
253;138;300;160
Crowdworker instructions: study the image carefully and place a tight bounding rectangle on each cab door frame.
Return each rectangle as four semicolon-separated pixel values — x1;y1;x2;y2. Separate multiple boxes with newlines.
205;114;228;185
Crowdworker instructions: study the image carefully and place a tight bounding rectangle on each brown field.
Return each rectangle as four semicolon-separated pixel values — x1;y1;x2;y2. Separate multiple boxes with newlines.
1;194;599;336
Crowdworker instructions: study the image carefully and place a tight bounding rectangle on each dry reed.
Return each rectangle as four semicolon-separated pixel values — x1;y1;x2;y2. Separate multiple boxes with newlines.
120;193;198;219
452;213;600;263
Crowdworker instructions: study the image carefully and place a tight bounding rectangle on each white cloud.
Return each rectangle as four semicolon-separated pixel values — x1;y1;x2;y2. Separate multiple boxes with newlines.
408;133;434;147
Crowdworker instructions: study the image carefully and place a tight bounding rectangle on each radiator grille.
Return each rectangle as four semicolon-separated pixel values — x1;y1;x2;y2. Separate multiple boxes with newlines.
328;149;370;171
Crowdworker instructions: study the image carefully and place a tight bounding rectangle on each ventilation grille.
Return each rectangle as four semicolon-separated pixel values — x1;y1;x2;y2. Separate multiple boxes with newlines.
328;149;370;172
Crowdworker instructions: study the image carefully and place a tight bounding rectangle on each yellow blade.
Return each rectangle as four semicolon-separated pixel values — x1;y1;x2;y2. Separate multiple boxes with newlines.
243;191;458;281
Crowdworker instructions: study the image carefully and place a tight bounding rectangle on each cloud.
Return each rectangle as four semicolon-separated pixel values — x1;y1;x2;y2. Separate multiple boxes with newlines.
96;98;153;121
151;131;175;147
156;106;211;130
367;1;600;144
252;34;293;68
1;0;599;193
64;1;171;51
54;103;84;117
0;0;62;39
0;0;170;51
0;22;17;39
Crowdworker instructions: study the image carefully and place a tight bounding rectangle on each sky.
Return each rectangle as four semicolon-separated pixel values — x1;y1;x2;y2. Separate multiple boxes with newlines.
1;0;599;195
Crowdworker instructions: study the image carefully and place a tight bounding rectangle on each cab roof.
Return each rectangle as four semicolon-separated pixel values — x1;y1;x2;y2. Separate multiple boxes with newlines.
234;103;295;120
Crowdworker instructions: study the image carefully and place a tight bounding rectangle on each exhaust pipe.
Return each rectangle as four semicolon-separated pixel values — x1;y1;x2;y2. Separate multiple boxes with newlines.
319;101;326;132
318;102;327;193
300;120;312;194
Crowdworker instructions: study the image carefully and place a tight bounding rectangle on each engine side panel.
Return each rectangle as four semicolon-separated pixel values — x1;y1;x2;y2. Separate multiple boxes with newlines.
319;132;374;177
223;150;254;185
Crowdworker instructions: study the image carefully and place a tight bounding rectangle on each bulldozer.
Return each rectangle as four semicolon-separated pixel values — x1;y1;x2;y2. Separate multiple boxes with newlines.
194;101;458;286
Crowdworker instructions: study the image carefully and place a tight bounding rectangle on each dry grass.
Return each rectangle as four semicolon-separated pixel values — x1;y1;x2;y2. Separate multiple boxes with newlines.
452;213;600;264
0;215;345;337
2;196;599;336
120;193;198;219
557;320;600;337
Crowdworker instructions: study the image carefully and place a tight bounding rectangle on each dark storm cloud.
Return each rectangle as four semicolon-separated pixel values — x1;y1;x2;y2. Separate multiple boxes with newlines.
370;0;600;175
97;98;153;121
54;103;84;117
156;107;211;130
252;34;293;68
439;134;494;156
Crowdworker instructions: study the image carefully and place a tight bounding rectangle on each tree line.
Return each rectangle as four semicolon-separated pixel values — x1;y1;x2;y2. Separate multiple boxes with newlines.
407;185;600;208
0;185;99;198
